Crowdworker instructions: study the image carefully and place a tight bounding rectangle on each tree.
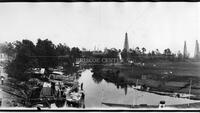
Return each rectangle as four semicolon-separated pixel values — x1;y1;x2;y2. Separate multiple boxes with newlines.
177;50;183;61
56;43;70;56
35;39;57;68
135;47;141;55
156;49;160;55
163;48;172;56
56;43;70;66
0;42;16;60
151;51;155;56
121;49;129;63
70;47;82;65
70;47;81;58
82;48;86;51
5;39;37;81
105;48;119;58
142;47;146;54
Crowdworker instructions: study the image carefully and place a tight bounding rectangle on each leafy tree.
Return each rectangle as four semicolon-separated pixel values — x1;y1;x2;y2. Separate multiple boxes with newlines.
121;49;129;63
0;42;16;60
5;39;37;81
56;43;70;56
163;48;172;56
135;47;140;53
129;49;139;61
70;47;82;65
156;49;160;55
70;47;81;58
35;39;57;68
142;47;146;54
105;48;119;58
151;51;155;56
56;43;70;66
4;38;86;81
177;50;183;61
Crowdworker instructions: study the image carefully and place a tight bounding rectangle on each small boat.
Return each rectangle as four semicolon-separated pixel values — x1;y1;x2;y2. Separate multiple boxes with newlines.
65;91;85;108
66;90;84;102
101;102;158;108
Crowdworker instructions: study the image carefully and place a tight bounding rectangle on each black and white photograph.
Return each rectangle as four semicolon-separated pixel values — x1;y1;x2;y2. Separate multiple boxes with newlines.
0;2;200;110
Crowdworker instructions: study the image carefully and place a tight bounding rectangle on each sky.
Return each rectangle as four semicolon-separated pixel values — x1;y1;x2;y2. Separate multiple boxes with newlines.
0;2;199;56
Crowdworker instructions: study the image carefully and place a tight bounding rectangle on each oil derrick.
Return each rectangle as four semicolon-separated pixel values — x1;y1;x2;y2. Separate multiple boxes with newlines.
183;41;188;59
123;32;129;52
194;40;200;59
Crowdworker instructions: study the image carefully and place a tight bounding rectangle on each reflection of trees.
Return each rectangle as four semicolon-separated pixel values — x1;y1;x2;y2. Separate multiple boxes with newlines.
92;65;132;95
91;65;104;84
92;73;103;84
106;75;129;95
97;69;130;95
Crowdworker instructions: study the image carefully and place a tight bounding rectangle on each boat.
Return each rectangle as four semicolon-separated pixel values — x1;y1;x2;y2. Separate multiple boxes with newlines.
101;102;158;108
65;90;85;108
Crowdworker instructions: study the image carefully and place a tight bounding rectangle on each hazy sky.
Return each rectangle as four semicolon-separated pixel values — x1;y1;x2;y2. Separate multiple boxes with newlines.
0;2;199;56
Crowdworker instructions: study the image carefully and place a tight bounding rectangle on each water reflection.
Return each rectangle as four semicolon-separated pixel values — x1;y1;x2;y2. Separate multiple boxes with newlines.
92;73;103;84
78;69;199;108
91;67;130;95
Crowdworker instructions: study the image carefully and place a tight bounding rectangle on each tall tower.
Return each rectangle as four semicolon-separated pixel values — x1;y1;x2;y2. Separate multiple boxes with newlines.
183;41;188;58
123;32;129;51
194;40;199;59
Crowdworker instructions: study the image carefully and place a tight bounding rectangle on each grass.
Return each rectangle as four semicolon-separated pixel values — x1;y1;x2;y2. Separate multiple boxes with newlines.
107;61;200;81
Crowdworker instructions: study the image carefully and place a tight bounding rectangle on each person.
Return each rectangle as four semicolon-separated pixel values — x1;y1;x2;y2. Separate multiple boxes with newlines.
55;82;60;98
51;82;55;96
61;87;65;98
81;92;85;100
1;76;4;85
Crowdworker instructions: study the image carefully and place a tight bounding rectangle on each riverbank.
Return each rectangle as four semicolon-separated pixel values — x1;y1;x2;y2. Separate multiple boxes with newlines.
0;66;86;108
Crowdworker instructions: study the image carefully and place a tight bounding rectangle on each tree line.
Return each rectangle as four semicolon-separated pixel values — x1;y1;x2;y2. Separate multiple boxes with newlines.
83;47;186;63
0;39;187;81
0;39;81;81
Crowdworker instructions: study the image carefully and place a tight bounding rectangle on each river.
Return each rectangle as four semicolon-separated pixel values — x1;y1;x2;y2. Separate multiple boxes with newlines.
78;69;199;108
1;68;200;109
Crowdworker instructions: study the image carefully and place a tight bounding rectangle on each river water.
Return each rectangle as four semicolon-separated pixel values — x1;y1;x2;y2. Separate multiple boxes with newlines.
1;68;199;109
78;69;199;108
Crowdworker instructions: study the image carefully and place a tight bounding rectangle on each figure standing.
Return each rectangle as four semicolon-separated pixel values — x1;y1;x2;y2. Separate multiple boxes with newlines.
51;82;55;96
1;76;4;85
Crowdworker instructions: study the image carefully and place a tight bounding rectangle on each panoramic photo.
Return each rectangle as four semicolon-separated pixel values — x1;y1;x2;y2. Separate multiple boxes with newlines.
0;2;200;110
